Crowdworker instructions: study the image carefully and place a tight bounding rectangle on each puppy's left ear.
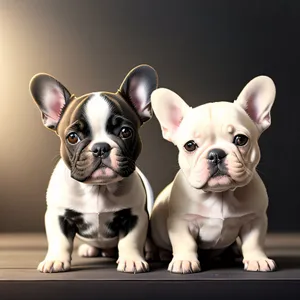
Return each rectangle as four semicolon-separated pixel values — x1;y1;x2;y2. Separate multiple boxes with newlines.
234;76;276;133
118;64;158;124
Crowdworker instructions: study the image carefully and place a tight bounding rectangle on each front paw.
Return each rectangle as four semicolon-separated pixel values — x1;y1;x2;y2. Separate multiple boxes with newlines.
168;257;201;274
37;260;71;273
117;257;149;273
243;258;277;272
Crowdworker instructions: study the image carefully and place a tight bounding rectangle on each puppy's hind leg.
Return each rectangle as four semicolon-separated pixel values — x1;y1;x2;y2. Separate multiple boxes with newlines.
78;244;100;258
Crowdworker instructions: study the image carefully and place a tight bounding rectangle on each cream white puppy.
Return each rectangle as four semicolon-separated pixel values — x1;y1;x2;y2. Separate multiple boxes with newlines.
150;76;276;273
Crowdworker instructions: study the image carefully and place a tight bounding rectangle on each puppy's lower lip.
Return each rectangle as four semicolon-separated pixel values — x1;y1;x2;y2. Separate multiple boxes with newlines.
90;166;116;179
91;168;106;179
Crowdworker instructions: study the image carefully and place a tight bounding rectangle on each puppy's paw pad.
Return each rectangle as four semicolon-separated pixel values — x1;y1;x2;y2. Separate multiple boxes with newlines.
37;260;70;273
78;244;100;257
117;257;149;273
243;258;276;272
168;259;201;274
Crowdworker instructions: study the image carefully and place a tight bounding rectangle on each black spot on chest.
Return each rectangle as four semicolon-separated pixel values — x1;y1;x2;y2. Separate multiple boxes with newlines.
104;208;138;238
59;208;138;240
59;209;96;239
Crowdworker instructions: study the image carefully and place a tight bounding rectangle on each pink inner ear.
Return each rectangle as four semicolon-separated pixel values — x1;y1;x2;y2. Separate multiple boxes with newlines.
46;87;65;122
246;96;258;120
130;78;146;113
245;93;262;124
170;105;183;128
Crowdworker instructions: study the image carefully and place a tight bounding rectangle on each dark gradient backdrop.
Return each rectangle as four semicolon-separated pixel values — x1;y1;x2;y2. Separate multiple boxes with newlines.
0;0;299;232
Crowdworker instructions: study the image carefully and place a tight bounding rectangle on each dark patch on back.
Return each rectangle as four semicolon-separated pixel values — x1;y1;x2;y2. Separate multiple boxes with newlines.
104;208;138;238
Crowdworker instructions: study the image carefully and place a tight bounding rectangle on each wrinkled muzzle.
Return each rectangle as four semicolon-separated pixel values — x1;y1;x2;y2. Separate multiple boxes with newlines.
70;143;135;183
181;146;255;192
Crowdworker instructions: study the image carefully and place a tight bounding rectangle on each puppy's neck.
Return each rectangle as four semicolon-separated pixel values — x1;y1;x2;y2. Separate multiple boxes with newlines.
103;174;137;196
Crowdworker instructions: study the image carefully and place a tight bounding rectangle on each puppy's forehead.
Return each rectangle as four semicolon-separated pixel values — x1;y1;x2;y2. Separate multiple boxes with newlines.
85;94;111;133
181;102;255;136
69;93;111;132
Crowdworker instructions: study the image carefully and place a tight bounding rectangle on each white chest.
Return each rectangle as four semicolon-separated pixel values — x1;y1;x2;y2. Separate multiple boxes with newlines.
45;160;150;248
184;192;256;249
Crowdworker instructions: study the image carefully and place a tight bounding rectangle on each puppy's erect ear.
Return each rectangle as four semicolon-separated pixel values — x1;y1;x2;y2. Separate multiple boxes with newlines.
29;74;73;131
151;88;191;144
118;64;158;124
234;76;276;133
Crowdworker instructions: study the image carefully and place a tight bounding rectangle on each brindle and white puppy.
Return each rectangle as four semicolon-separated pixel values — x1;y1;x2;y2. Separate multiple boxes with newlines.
30;65;158;273
150;76;277;273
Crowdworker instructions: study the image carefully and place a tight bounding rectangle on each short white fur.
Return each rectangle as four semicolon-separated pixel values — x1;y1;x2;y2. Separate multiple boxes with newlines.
150;76;277;274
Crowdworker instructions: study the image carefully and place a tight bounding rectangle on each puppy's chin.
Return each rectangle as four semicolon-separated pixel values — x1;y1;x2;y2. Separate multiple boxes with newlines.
199;168;254;192
83;167;123;185
202;175;236;192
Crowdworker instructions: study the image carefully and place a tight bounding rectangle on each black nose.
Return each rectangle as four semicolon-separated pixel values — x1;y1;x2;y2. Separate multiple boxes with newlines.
207;148;227;164
91;142;111;158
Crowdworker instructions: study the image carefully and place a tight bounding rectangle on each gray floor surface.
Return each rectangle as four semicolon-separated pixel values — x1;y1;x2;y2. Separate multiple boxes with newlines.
0;233;300;281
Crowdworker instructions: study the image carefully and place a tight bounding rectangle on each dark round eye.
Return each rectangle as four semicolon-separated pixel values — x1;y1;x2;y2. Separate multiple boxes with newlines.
233;134;248;146
67;132;80;145
184;140;198;152
119;127;132;139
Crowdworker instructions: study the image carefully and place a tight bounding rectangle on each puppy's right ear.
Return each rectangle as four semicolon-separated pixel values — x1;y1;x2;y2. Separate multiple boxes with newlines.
151;88;191;144
29;74;73;131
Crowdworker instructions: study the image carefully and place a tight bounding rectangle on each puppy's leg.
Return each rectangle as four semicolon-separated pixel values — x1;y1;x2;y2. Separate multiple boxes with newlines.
78;245;117;258
38;208;76;273
239;215;276;272
78;244;100;257
117;209;149;273
167;218;200;274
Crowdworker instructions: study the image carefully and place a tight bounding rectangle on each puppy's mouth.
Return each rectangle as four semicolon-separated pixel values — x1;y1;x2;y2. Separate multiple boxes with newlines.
70;147;136;184
84;163;121;184
204;165;234;190
71;158;121;184
209;163;230;178
211;168;228;178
